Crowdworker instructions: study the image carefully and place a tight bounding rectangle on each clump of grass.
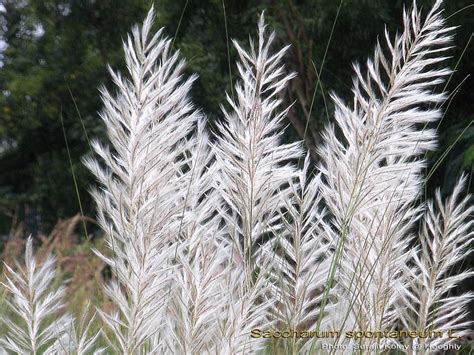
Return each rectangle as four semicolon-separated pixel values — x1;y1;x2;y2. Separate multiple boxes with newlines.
0;1;472;354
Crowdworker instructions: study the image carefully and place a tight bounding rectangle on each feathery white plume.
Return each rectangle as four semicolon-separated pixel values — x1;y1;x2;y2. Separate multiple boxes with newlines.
211;13;303;352
157;121;228;353
83;6;200;352
214;261;275;354
213;13;303;280
0;237;72;354
402;175;473;349
318;0;454;343
269;154;335;353
67;304;104;355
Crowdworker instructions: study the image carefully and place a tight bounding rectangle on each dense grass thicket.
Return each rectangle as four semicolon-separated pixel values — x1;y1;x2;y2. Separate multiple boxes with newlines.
0;1;472;354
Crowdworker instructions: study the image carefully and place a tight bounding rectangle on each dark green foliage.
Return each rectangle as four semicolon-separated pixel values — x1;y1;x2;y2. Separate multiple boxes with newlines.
0;0;150;231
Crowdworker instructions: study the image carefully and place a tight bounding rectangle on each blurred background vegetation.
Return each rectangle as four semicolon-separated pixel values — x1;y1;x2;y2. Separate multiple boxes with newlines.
0;0;472;344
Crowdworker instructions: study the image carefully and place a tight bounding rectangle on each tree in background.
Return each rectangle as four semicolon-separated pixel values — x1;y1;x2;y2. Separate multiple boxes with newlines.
0;0;150;232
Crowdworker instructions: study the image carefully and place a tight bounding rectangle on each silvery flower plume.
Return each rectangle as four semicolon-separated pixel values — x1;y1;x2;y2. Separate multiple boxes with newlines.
318;0;454;342
214;259;276;354
162;113;274;353
40;300;105;355
83;6;200;353
153;120;228;353
211;13;302;351
213;12;302;283
267;153;335;353
0;237;72;354
173;120;276;353
61;303;104;355
166;237;232;354
171;118;221;248
400;175;473;350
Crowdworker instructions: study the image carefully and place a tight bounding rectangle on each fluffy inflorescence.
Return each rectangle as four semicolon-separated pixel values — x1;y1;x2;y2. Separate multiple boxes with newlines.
317;0;458;345
0;1;472;354
0;238;102;354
